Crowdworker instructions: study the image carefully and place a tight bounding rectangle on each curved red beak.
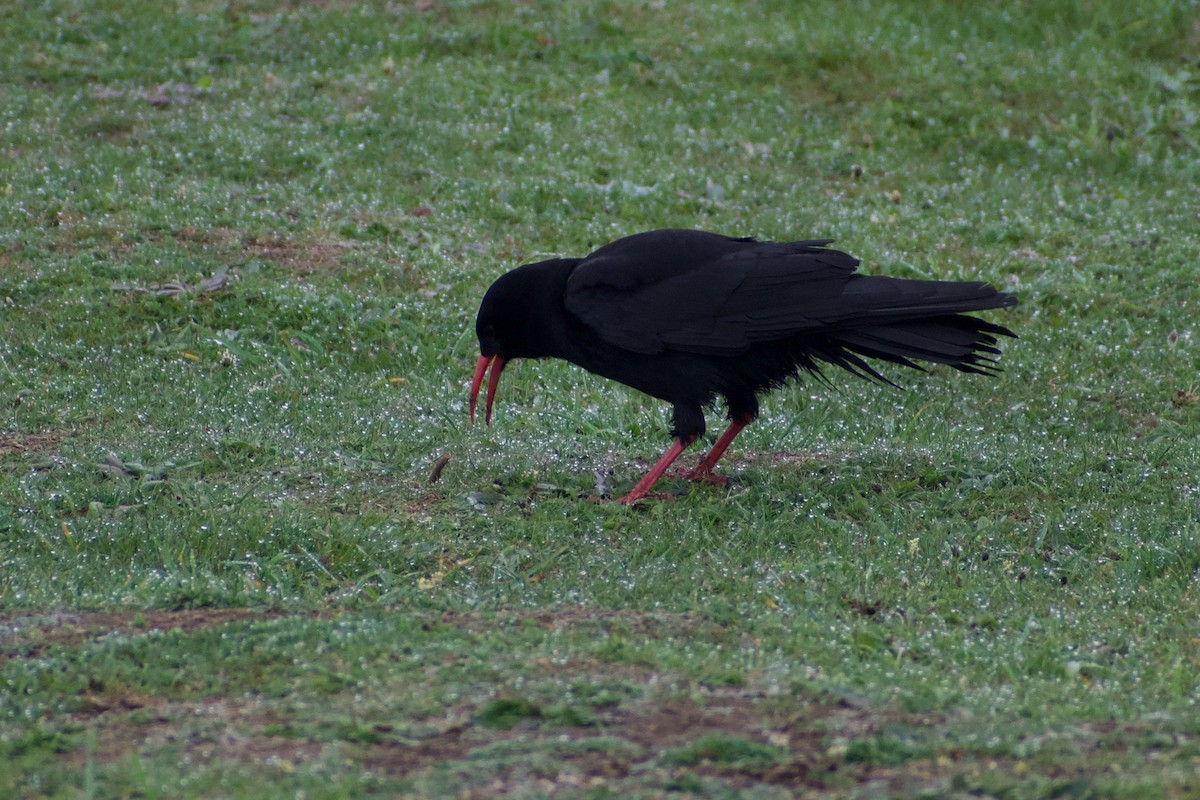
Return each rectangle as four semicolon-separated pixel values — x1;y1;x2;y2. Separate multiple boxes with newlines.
469;354;507;426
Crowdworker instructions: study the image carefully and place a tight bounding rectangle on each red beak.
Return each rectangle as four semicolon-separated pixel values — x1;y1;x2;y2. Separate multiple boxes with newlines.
469;354;507;426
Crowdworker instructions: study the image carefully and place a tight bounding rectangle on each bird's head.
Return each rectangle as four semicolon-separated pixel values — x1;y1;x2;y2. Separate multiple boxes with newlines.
469;258;578;425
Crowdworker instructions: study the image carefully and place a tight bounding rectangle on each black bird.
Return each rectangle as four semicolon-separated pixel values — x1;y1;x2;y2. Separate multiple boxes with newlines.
470;229;1016;504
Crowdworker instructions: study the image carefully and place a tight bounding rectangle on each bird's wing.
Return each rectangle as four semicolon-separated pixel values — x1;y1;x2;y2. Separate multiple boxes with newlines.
564;233;859;356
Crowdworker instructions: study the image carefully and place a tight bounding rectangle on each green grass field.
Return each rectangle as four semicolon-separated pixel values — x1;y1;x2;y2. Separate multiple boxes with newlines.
2;1;1199;797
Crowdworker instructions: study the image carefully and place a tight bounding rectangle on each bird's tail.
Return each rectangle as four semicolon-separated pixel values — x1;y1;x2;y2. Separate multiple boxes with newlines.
807;277;1017;384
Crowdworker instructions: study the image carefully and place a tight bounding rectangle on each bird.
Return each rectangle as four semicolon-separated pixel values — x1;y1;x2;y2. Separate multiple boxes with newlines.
469;229;1016;504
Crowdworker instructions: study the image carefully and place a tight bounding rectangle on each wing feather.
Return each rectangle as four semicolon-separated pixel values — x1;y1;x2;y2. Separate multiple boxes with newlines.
564;231;858;356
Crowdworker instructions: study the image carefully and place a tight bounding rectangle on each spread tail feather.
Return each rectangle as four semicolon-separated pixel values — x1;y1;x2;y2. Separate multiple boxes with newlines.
825;278;1022;379
835;316;1014;377
811;277;1017;381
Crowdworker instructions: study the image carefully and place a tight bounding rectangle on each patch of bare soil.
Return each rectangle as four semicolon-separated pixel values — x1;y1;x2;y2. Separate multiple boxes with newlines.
706;449;834;474
0;430;64;457
15;607;1164;794
168;226;240;248
240;236;352;274
0;608;290;665
63;696;326;771
70;687;854;791
17;608;1174;795
60;676;1127;798
0;246;36;278
439;608;726;640
125;227;353;275
358;722;488;778
282;689;932;794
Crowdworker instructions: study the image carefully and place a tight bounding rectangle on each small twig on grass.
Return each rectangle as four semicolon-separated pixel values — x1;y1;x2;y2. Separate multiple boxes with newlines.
429;452;451;484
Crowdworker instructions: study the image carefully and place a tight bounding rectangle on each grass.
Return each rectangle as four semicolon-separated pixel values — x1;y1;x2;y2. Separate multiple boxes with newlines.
2;0;1199;796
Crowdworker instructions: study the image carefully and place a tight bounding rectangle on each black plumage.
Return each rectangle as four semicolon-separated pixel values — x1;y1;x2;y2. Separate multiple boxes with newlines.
470;229;1016;503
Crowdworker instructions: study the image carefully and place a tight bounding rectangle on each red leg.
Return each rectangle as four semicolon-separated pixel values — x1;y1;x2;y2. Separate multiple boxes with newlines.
683;416;752;481
618;436;697;505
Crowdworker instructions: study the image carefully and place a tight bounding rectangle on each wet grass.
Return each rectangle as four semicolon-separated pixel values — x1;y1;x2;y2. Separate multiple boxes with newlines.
2;0;1199;797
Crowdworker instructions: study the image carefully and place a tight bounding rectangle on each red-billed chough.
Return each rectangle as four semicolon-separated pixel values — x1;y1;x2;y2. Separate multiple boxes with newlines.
470;229;1016;504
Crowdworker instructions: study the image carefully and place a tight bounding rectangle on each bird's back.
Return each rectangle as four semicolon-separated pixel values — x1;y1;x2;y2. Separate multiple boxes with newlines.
558;229;1014;404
